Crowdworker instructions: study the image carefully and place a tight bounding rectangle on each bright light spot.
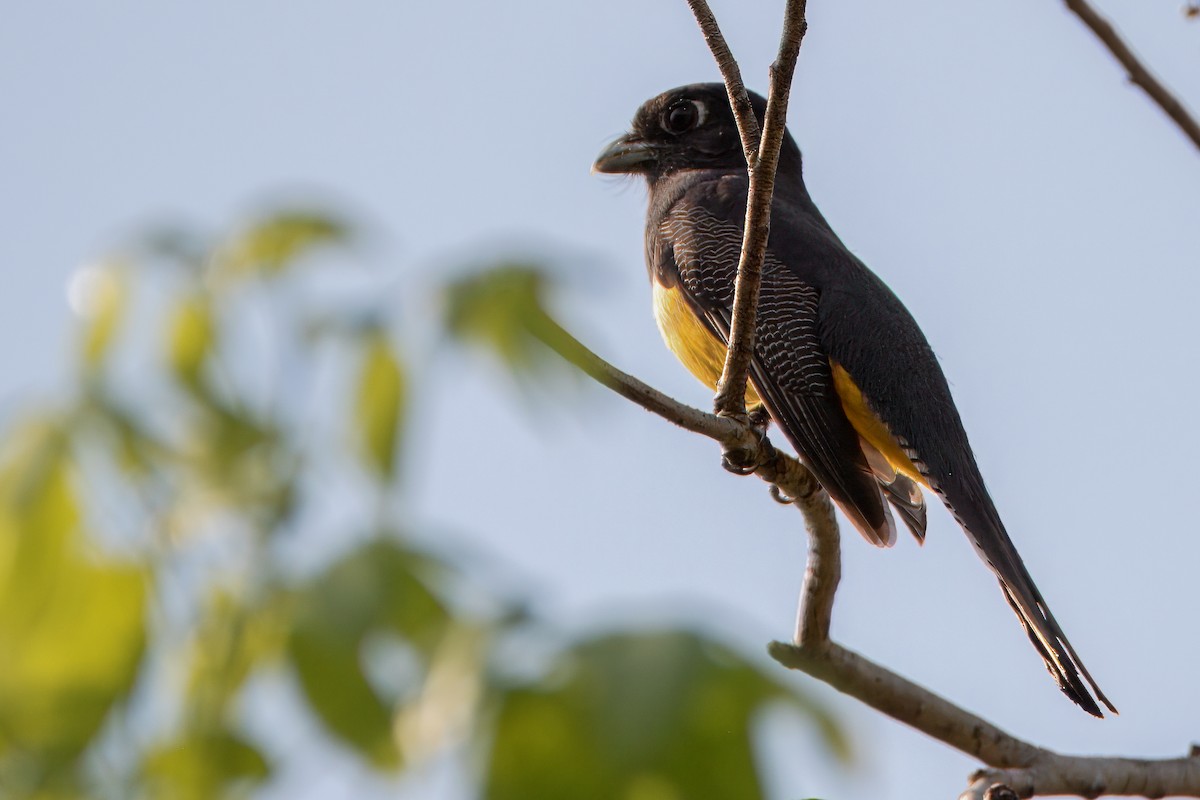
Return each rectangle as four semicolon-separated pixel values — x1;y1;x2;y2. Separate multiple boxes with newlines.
66;264;119;318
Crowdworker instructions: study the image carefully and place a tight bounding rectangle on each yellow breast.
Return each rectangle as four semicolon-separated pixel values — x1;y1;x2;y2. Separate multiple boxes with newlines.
651;282;761;407
651;283;922;489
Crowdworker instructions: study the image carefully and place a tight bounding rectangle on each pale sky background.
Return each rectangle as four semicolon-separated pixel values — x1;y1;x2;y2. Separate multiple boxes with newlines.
3;2;1200;799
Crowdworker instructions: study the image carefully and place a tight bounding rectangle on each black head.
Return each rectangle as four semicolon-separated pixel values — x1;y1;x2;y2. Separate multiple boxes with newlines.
593;83;802;185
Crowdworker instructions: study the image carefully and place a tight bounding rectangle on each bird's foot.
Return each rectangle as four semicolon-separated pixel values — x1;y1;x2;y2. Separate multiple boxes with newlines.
721;447;758;475
718;410;773;476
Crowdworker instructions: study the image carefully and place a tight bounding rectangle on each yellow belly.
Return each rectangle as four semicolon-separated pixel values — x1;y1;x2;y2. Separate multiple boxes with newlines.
830;362;928;487
651;283;761;407
652;284;923;486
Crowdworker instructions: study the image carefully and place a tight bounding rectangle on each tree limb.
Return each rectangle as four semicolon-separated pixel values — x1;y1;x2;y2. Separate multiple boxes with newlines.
767;432;1200;799
1064;0;1200;151
770;493;1200;799
961;749;1200;800
770;640;1042;769
565;2;1200;795
538;304;1200;798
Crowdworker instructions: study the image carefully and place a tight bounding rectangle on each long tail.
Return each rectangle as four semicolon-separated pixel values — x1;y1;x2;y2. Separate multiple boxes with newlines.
937;479;1115;717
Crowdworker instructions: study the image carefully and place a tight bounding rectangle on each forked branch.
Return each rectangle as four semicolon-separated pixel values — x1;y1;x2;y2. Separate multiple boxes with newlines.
684;0;809;421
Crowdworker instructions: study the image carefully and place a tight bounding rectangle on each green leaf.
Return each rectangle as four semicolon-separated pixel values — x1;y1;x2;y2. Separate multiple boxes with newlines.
167;291;216;389
0;428;146;769
443;264;560;376
215;211;349;280
286;540;449;768
142;730;269;800
354;330;407;480
484;630;847;800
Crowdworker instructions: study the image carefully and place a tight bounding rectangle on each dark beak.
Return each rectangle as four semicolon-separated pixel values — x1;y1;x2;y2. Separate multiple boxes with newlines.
592;133;658;174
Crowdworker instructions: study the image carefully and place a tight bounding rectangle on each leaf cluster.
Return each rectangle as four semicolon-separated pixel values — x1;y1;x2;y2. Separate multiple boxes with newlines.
0;210;846;799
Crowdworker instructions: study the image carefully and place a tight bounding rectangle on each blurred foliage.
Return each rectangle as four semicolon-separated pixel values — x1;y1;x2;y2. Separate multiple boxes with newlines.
486;631;848;800
444;265;553;375
0;208;846;799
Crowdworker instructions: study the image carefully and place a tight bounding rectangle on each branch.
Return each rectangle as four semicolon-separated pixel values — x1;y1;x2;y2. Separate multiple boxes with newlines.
685;0;809;420
961;748;1200;800
767;446;1200;798
770;640;1041;768
684;0;761;160
766;461;1200;800
570;2;1200;795
1064;0;1200;151
538;304;1200;797
787;462;838;646
770;529;1200;799
528;312;748;445
528;312;818;504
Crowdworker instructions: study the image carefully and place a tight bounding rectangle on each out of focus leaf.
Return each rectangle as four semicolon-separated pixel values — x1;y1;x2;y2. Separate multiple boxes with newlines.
142;730;269;800
354;330;407;480
181;402;285;515
187;587;293;727
216;211;349;280
71;263;127;370
167;291;216;389
484;630;847;800
286;540;449;768
443;264;560;376
0;428;146;771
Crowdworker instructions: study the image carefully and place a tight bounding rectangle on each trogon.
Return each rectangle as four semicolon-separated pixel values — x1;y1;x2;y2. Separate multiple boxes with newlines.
593;83;1113;717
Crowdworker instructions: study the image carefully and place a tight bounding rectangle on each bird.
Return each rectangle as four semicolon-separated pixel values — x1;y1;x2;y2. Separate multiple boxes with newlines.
593;83;1114;717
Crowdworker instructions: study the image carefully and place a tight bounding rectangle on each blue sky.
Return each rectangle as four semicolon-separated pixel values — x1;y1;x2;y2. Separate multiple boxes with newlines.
4;2;1200;798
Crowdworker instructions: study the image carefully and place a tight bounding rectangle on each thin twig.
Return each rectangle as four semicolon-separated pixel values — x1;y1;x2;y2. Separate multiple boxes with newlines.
528;312;819;502
684;0;761;161
1064;0;1200;151
528;312;747;444
684;0;809;420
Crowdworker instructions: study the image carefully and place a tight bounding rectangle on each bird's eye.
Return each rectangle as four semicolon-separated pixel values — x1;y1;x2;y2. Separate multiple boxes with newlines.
662;100;703;134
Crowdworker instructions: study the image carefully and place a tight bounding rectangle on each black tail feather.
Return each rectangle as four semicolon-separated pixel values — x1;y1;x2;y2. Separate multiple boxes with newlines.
940;482;1115;717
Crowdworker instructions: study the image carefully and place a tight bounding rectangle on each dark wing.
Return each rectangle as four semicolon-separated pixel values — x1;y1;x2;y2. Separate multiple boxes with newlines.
818;257;1116;717
656;196;894;546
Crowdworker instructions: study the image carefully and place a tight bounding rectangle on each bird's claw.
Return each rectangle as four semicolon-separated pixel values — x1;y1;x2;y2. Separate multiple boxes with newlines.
719;410;773;475
769;485;795;505
721;447;759;475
